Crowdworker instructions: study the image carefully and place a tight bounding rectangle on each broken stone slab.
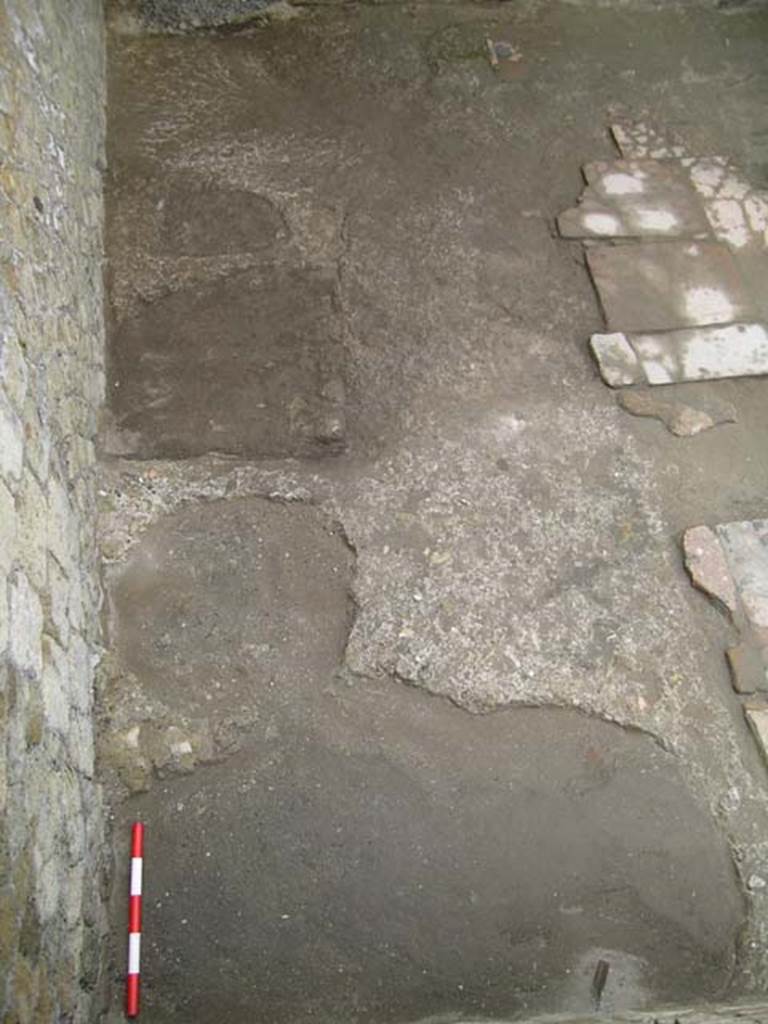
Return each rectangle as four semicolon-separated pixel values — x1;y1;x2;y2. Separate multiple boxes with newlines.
617;389;736;436
727;644;768;695
590;323;768;387
586;241;758;332
632;322;768;384
716;520;768;633
558;160;711;240
610;121;687;161
588;333;645;387
682;525;738;618
745;706;768;768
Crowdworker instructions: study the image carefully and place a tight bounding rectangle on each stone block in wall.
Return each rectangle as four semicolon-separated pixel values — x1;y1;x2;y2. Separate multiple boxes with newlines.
44;553;71;648
47;473;80;572
0;327;29;411
15;470;48;592
8;570;43;677
0;478;16;578
22;363;51;484
0;390;24;487
41;636;71;735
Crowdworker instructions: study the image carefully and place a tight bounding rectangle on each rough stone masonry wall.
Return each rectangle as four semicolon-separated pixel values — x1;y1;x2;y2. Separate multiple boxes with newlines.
0;1;109;1021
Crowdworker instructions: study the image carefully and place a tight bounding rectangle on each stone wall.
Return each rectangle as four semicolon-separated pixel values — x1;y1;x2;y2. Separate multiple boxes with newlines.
0;1;109;1020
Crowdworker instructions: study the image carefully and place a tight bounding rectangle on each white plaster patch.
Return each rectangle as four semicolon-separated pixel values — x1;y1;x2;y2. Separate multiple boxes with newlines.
719;175;750;202
602;172;645;196
681;322;768;378
635;208;678;233
707;199;751;249
583;212;621;235
589;333;645;387
689;160;725;199
684;286;735;325
745;195;768;238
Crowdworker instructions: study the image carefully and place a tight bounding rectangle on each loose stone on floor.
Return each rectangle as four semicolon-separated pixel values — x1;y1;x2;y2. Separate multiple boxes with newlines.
617;389;736;437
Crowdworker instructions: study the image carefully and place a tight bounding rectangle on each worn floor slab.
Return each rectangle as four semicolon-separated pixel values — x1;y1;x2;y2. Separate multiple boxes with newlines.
586;241;757;333
591;323;768;387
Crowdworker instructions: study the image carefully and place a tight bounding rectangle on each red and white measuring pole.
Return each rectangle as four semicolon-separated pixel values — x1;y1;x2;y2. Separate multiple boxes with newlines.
126;822;144;1018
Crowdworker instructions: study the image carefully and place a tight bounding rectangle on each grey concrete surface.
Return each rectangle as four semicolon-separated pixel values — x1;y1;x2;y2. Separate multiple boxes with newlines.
100;2;768;1021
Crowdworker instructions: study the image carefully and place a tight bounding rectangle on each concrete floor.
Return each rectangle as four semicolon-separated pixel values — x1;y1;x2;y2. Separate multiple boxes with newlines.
100;2;768;1021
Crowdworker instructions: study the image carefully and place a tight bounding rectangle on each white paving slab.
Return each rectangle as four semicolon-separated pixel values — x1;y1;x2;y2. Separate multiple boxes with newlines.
590;323;768;386
632;323;768;384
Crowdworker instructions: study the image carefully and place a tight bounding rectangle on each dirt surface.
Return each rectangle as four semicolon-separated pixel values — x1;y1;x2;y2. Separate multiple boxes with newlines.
110;497;354;721
101;2;768;1021
108;267;344;458
107;498;744;1022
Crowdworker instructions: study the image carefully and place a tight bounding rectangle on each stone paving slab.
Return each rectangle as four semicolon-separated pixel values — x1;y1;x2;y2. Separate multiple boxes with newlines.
632;322;768;384
586;241;757;332
558;160;711;240
610;121;687;161
746;707;768;768
685;156;768;252
716;520;768;635
590;323;768;387
588;332;644;387
683;521;768;704
727;644;768;696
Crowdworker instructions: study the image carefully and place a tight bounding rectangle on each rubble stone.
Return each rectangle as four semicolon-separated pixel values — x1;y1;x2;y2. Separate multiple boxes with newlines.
682;526;737;617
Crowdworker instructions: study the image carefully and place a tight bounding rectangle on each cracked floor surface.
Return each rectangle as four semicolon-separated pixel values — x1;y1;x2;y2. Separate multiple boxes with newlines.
101;2;768;1021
